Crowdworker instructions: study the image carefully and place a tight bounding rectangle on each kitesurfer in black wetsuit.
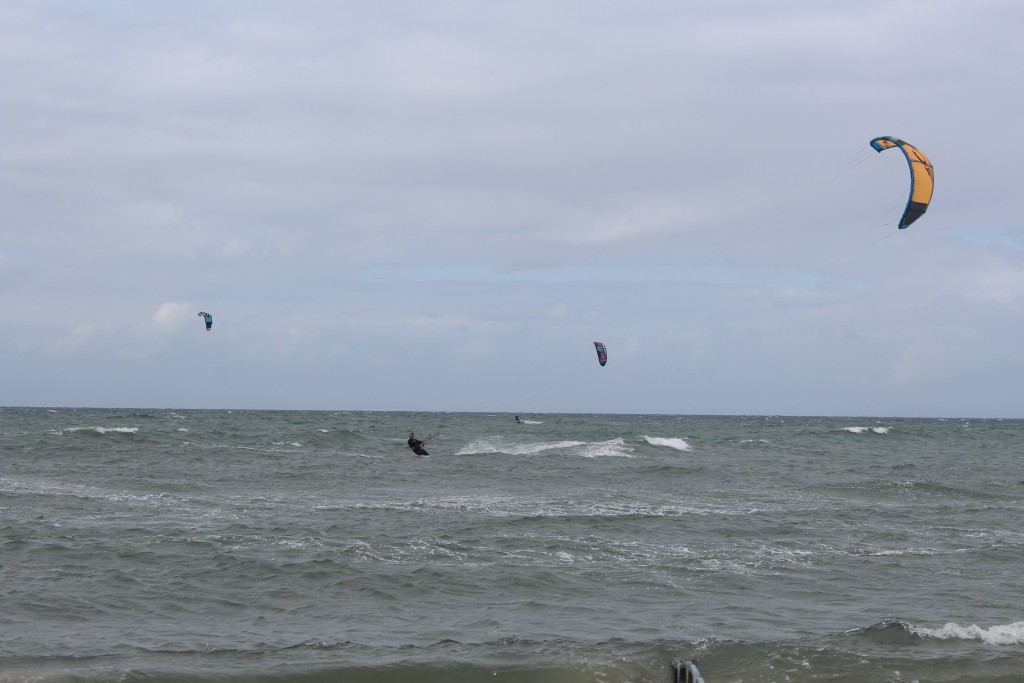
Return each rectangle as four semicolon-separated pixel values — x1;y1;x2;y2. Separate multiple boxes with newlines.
407;431;430;456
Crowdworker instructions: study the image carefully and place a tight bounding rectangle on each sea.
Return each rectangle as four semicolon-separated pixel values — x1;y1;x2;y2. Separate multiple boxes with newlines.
2;408;1023;683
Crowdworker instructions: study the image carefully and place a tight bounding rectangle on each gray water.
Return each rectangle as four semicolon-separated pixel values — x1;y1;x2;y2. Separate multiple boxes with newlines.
2;408;1023;682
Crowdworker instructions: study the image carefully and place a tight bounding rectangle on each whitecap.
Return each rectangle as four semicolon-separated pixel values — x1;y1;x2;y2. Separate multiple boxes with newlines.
909;621;1024;646
842;426;889;434
60;426;139;435
457;439;586;456
644;436;692;451
576;438;634;458
456;437;632;457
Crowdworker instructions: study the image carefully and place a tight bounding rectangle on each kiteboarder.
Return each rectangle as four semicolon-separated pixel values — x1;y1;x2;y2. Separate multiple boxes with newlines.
515;415;521;423
407;431;432;456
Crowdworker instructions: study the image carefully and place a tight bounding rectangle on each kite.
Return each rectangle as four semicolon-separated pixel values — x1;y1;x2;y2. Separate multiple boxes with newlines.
593;341;607;367
869;136;934;228
198;311;213;331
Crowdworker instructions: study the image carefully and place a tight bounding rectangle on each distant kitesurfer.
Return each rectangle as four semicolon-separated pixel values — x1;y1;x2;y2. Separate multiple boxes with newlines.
407;431;431;456
515;415;521;423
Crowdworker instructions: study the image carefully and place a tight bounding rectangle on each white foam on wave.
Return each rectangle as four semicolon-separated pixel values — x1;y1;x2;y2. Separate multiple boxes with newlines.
59;426;139;435
0;476;193;510
842;426;890;434
908;621;1024;645
276;537;325;551
577;438;634;458
644;436;692;451
400;494;719;520
456;437;633;457
457;439;583;455
862;547;940;557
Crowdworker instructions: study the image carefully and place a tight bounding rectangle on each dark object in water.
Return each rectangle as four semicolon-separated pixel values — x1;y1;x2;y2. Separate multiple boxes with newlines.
671;658;705;683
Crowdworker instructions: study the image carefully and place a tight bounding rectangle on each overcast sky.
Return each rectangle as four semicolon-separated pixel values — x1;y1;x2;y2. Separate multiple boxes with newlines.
2;1;1022;417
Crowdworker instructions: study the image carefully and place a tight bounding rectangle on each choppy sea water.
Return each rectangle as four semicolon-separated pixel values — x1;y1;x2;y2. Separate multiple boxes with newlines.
2;408;1023;682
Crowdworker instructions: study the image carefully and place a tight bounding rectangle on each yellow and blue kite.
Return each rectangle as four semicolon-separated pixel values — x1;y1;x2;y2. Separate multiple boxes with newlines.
870;136;934;228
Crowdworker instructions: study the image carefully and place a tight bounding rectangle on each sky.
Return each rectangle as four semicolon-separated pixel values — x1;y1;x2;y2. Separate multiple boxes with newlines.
1;1;1022;417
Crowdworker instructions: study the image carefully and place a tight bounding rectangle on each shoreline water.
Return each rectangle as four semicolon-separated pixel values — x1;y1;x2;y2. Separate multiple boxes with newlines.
2;408;1022;681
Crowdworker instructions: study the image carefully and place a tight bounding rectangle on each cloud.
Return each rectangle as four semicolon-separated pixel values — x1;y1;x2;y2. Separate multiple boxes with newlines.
152;302;194;331
2;1;1023;415
549;304;568;320
48;322;102;354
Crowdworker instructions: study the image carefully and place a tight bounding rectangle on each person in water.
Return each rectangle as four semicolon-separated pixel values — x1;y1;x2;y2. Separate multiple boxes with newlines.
515;415;521;423
407;431;431;456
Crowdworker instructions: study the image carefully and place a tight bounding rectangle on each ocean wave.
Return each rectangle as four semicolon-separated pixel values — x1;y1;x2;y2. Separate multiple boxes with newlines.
457;438;584;455
872;479;983;498
456;438;632;457
909;620;1024;645
57;426;139;436
578;438;633;457
643;436;691;451
854;619;1024;646
840;426;890;434
824;478;984;499
0;646;684;683
857;547;942;557
0;477;196;510
5;637;1021;683
329;495;722;522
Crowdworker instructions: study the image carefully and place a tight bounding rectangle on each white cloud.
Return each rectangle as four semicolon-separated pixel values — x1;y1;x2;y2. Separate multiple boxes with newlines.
2;1;1023;415
48;322;102;354
152;302;194;331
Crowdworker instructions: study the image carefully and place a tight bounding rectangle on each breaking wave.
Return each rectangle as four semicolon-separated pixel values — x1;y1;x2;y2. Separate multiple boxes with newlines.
643;436;691;451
